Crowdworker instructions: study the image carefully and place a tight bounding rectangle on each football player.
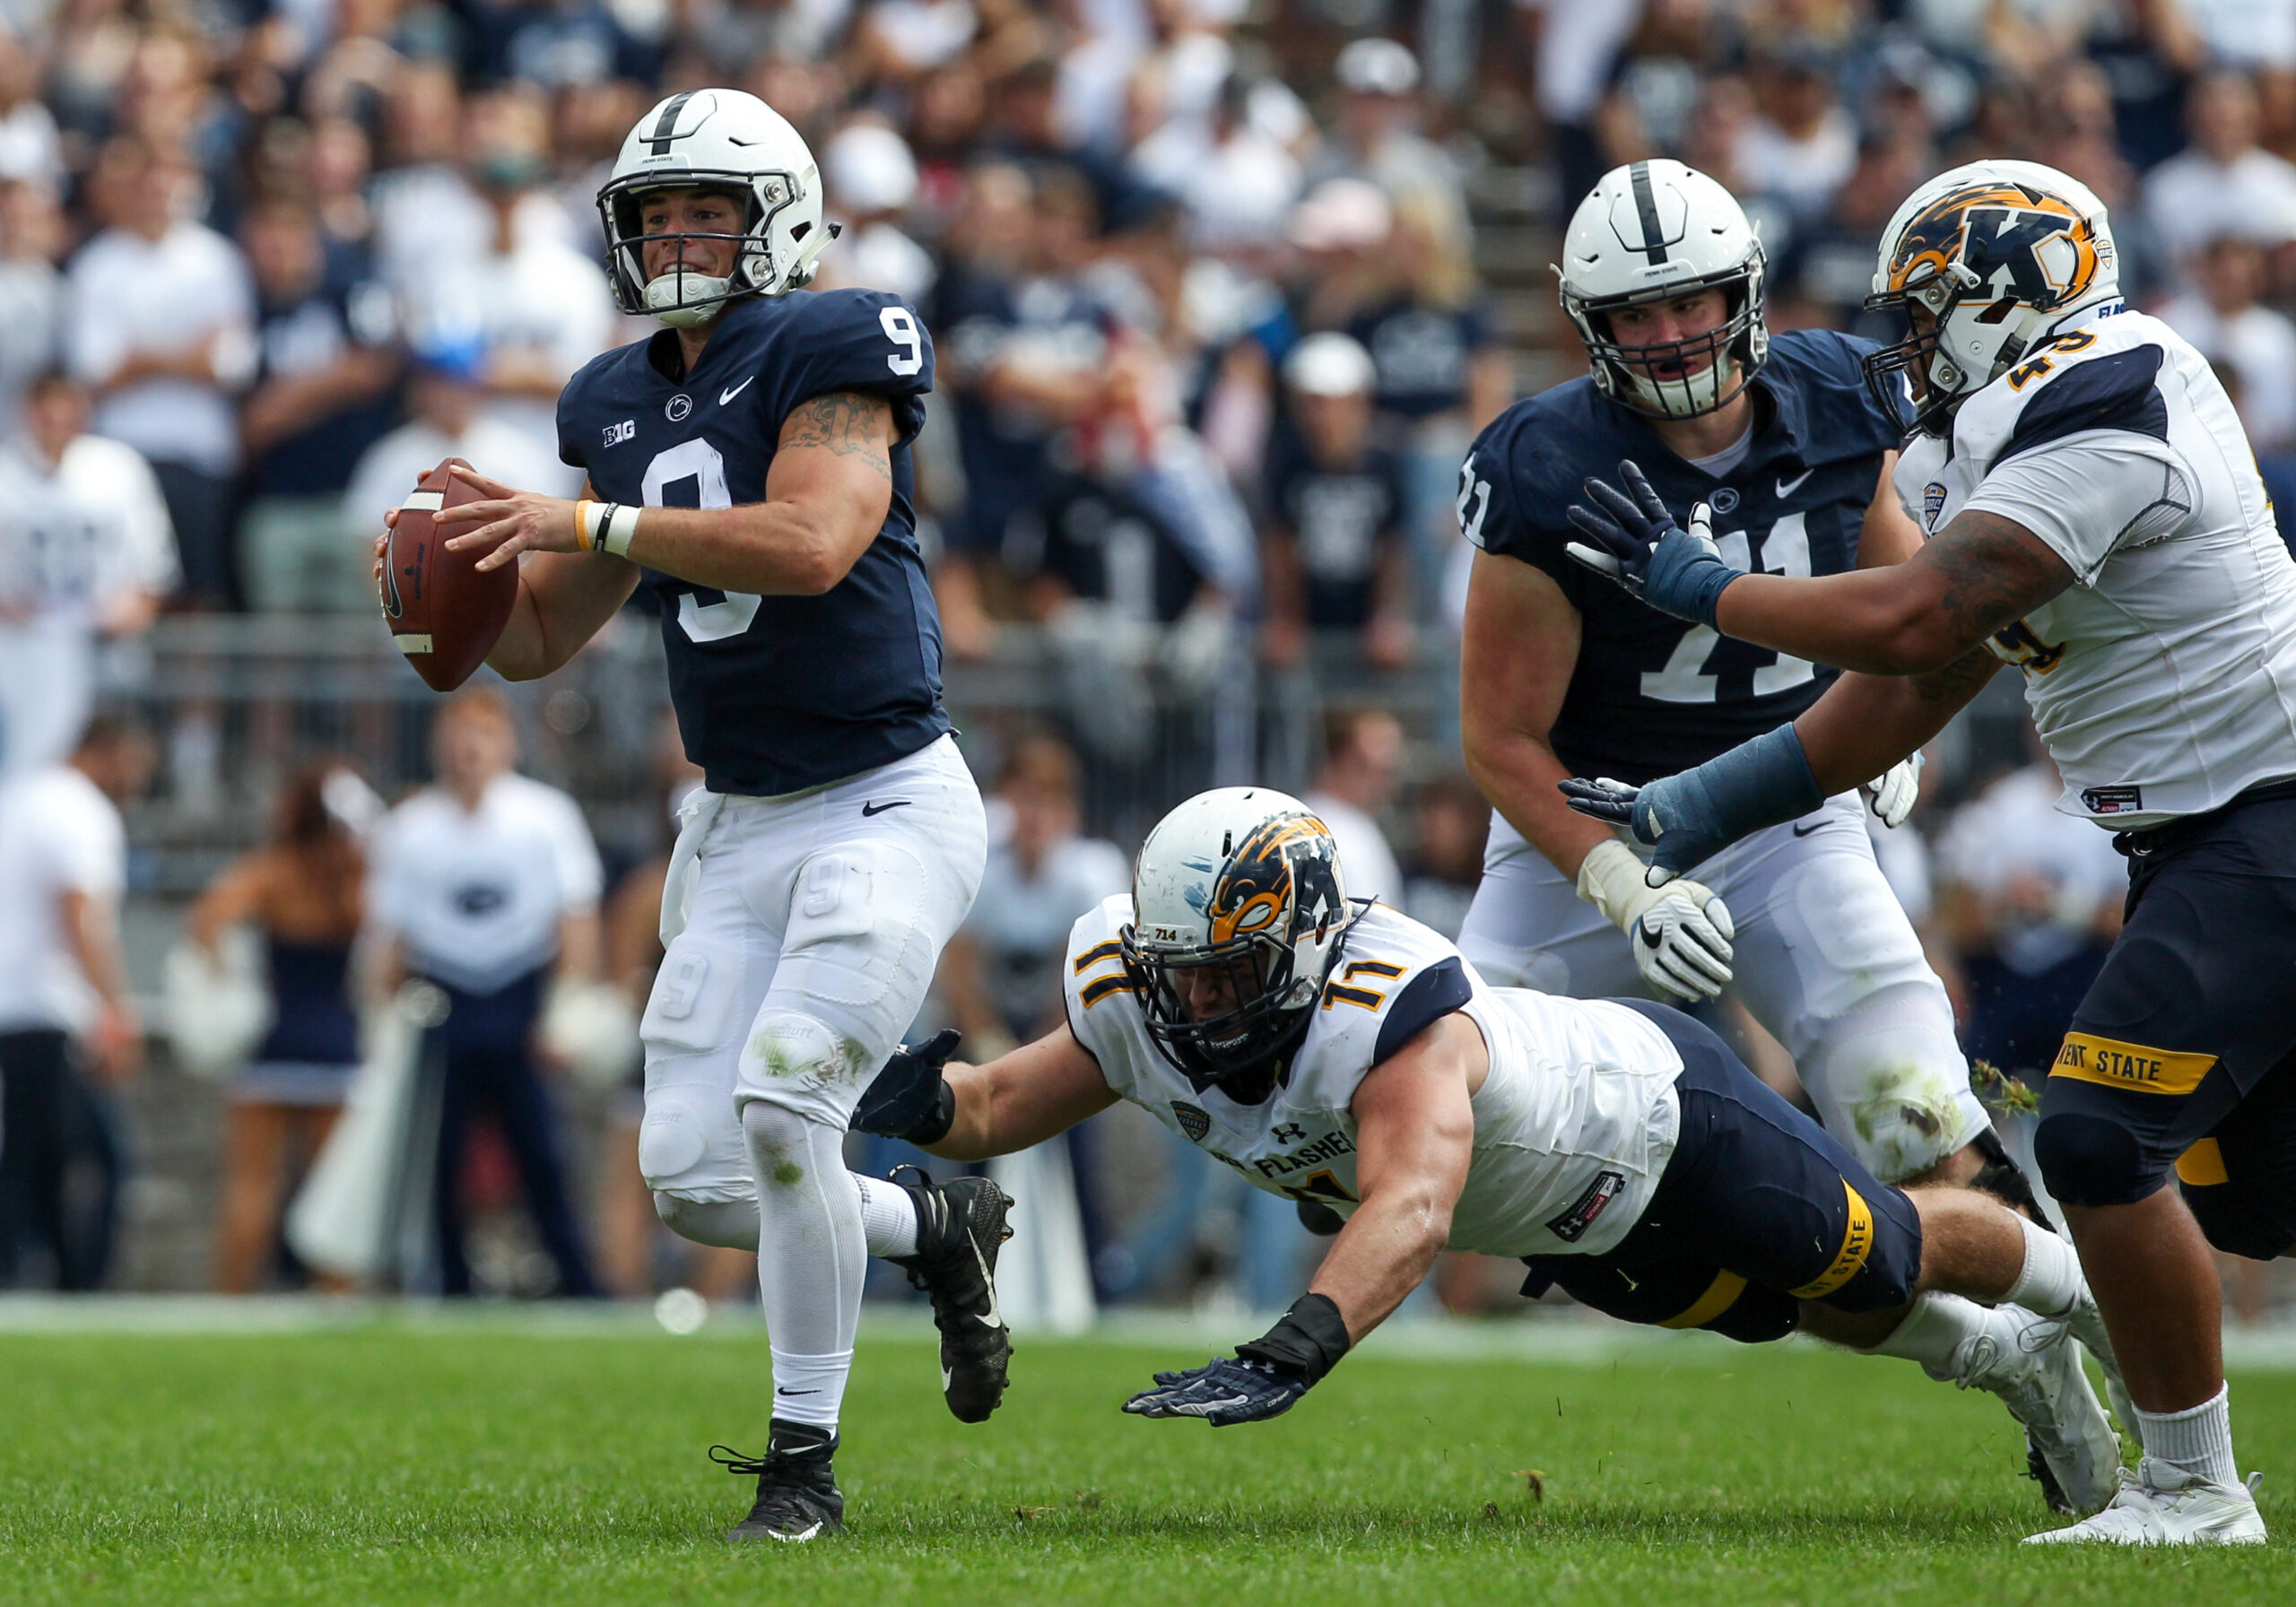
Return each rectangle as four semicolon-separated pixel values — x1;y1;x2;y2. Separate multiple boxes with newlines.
1557;160;2296;1545
387;91;1005;1542
1453;161;2002;1202
855;788;2127;1516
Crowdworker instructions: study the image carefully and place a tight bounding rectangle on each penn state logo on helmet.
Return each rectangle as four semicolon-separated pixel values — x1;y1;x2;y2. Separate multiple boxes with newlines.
1861;160;2121;435
1121;788;1355;1102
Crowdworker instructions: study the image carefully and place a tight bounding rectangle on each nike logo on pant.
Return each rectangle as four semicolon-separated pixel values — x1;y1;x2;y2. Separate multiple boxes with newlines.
776;1388;819;1396
1791;821;1822;837
861;799;912;816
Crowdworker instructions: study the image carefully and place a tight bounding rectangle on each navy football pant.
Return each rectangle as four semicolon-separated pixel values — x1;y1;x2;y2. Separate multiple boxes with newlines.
1523;1001;1926;1342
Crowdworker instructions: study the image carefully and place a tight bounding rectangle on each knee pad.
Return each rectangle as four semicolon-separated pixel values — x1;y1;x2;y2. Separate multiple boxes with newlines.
653;1191;759;1250
637;1083;750;1199
1804;986;1979;1184
2033;1111;2159;1207
736;1010;865;1118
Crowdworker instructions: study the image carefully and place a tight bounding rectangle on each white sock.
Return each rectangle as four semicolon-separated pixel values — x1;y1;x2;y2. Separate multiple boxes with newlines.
852;1173;920;1258
2136;1385;2239;1488
1866;1291;1996;1379
766;1346;853;1431
2002;1214;2084;1316
743;1100;865;1434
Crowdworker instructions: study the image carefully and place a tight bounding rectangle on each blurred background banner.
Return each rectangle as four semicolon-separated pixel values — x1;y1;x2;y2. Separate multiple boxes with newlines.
0;0;2290;1324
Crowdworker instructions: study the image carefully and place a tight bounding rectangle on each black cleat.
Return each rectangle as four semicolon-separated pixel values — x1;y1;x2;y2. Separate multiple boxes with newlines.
2027;1434;2076;1516
713;1421;844;1542
886;1164;1014;1423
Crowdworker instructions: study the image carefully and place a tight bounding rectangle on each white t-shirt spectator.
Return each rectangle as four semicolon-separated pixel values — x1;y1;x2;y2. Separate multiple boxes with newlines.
962;830;1130;1033
1735;106;1858;218
2143;146;2296;265
1936;764;2126;977
1304;790;1404;908
65;221;257;475
0;97;60;184
2153;291;2296;452
367;773;603;995
0;254;59;429
344;411;579;536
0;763;124;1033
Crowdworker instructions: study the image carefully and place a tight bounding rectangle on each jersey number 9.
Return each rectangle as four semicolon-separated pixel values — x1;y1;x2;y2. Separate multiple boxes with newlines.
881;308;925;377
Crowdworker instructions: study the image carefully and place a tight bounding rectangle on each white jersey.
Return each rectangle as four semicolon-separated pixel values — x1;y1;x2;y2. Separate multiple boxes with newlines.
1897;308;2296;828
1063;896;1683;1258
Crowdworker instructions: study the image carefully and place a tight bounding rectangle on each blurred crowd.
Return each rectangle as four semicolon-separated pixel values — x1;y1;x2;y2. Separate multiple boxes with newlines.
3;0;2296;1315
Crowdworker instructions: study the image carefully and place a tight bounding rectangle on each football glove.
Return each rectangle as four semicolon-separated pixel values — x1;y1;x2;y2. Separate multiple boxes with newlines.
1563;459;1744;626
1576;838;1735;1001
1124;1293;1350;1428
852;1028;961;1145
1561;724;1826;884
1860;752;1924;829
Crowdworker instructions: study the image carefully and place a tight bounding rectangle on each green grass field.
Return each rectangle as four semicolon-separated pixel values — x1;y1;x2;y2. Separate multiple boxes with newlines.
3;1314;2291;1605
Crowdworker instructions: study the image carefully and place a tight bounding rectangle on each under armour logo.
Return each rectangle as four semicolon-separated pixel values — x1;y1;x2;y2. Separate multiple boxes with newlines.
1271;1123;1307;1145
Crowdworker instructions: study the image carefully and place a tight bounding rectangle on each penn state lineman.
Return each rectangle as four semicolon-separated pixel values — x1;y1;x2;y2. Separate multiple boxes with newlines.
1558;161;2296;1544
406;90;1008;1542
853;788;2125;1514
1455;161;1998;1195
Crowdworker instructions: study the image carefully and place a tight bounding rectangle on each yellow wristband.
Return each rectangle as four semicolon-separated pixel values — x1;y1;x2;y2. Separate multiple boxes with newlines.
573;499;597;552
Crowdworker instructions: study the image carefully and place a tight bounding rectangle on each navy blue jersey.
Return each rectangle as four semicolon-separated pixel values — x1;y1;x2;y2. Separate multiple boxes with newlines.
557;289;948;796
1265;440;1405;629
1460;329;1904;785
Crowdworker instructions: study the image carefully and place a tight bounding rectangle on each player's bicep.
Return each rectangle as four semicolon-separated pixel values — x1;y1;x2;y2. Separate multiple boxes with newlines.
766;392;897;567
1898;507;2076;649
1461;550;1578;747
945;1022;1118;1157
1347;1014;1479;1213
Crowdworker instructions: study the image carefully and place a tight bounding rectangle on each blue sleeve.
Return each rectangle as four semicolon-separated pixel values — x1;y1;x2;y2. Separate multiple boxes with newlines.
1459;405;1590;601
785;289;935;446
556;369;592;471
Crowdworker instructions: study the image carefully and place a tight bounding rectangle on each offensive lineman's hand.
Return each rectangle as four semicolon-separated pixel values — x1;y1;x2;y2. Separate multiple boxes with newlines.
1562;775;1733;888
1575;838;1735;1000
853;1028;962;1144
1860;752;1924;829
1563;460;1744;626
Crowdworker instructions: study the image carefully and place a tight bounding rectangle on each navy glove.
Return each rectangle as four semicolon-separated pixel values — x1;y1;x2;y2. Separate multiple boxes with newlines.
1124;1293;1351;1428
852;1028;961;1144
1559;723;1827;883
1564;459;1744;627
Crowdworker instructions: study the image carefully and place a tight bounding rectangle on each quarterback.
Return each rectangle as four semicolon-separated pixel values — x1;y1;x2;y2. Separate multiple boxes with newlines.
856;788;2126;1515
396;91;1007;1542
1454;162;2003;1201
1561;161;2295;1544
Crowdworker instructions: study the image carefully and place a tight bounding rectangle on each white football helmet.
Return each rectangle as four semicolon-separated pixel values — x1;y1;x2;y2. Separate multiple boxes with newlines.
1120;787;1355;1101
1862;160;2121;436
597;88;839;328
1557;160;1769;420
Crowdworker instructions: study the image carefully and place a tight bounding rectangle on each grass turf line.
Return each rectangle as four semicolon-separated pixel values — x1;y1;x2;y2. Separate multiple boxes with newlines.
0;1328;2286;1605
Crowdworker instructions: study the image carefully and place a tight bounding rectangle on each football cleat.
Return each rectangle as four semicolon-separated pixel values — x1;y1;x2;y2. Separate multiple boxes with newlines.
2023;1461;2267;1546
887;1165;1014;1423
713;1422;844;1542
1939;1307;2122;1515
2058;1283;2139;1440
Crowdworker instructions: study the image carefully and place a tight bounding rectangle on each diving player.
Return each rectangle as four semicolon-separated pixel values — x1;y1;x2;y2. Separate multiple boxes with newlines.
1453;161;1999;1197
1557;160;2294;1545
854;788;2127;1515
398;90;1007;1542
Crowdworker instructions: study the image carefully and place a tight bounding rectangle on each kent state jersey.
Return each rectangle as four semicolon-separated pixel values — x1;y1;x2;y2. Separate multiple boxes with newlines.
557;288;949;797
1063;897;1685;1258
1899;308;2296;828
1459;329;1904;785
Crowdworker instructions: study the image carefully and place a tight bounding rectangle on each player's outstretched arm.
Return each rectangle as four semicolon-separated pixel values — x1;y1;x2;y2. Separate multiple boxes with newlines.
852;1024;1118;1160
435;393;899;598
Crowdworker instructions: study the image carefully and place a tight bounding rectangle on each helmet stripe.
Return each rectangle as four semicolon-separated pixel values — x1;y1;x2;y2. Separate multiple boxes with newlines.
648;91;696;156
1628;161;1668;265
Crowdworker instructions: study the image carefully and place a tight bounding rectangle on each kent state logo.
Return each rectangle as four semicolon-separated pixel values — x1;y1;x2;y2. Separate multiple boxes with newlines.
1923;482;1947;528
665;394;693;422
1170;1100;1211;1142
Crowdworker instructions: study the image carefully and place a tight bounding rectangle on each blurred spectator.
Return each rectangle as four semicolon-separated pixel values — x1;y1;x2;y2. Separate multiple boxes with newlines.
1259;332;1411;670
2143;72;2296;272
1524;0;1646;207
236;194;401;612
817;118;935;303
0;178;65;426
0;35;60;186
0;369;175;777
0;714;152;1290
363;690;604;1299
185;760;374;1293
1401;769;1489;941
937;733;1130;1055
1735;46;1857;226
1131;72;1304;253
2155;235;2296;453
65;135;256;610
1304;707;1405;905
1309;38;1465;240
1935;746;2125;1087
344;338;567;541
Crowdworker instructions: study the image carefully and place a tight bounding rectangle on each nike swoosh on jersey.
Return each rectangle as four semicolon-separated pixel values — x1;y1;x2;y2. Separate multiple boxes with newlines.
720;376;756;405
861;799;912;816
1776;469;1813;497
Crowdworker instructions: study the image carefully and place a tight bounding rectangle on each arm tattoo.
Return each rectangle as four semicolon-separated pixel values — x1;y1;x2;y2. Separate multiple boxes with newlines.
1918;508;2074;647
780;391;892;482
1913;645;2000;706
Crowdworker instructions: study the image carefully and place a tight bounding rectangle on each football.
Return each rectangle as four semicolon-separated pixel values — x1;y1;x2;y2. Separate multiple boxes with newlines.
379;459;518;693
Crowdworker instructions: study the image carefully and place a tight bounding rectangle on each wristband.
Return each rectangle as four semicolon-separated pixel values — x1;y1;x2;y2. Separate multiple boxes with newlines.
601;502;640;558
573;499;599;552
1234;1292;1352;1385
